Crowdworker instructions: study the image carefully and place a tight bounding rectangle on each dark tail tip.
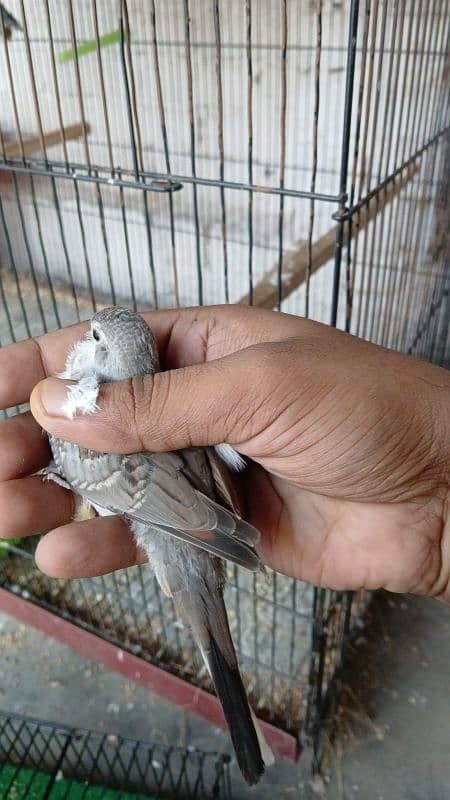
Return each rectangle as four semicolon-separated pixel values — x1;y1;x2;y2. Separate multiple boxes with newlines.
208;635;265;786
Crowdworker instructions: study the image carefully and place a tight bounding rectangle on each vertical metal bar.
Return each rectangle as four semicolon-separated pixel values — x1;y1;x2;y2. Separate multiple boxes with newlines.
184;0;203;306
126;569;151;659
286;579;298;731
277;0;288;312
366;0;402;343
0;133;30;336
269;572;278;704
64;0;99;312
306;0;322;319
246;0;254;305
118;184;137;309
118;7;138;310
379;3;406;183
19;0;62;328
432;256;450;366
359;0;388;340
44;0;82;322
0;239;18;343
305;587;326;759
395;9;444;351
91;1;114;169
407;140;446;358
119;3;140;181
252;572;259;698
345;0;371;334
330;0;360;328
381;0;427;348
213;0;229;304
423;6;449;147
150;0;180;307
354;3;379;335
90;0;117;306
370;0;406;344
0;193;32;342
417;41;450;358
429;130;450;365
67;0;91;170
115;0;159;309
408;17;450;356
1;10;48;332
428;283;447;364
397;3;445;349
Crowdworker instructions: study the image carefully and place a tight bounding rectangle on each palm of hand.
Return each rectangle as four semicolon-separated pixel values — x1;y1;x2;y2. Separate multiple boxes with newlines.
191;315;449;599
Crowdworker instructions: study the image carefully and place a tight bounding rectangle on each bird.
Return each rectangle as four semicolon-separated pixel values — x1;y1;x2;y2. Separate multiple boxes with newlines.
45;305;273;785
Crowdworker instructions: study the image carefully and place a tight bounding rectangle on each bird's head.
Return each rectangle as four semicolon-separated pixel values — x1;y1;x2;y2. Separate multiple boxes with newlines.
88;306;160;381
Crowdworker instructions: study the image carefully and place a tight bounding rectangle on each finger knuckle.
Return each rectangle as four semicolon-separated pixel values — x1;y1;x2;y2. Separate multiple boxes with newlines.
0;483;20;534
115;376;151;451
0;484;9;528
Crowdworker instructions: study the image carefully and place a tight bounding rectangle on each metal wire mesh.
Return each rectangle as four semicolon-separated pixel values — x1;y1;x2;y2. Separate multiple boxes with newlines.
0;0;448;754
0;538;316;734
0;710;231;799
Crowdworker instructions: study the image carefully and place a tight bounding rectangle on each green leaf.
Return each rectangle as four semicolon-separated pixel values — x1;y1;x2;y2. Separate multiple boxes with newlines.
58;28;129;64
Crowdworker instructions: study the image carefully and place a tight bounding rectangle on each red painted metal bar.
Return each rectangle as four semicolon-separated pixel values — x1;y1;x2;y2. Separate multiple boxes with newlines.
0;587;300;761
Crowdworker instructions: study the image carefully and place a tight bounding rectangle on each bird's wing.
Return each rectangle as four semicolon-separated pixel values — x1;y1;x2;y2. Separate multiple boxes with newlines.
204;447;246;518
55;441;261;571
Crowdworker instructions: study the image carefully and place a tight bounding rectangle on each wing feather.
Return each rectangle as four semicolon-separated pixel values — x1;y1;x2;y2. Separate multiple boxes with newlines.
49;438;261;571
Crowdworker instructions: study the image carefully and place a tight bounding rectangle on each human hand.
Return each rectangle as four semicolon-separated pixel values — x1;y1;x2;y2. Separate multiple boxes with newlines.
1;305;449;599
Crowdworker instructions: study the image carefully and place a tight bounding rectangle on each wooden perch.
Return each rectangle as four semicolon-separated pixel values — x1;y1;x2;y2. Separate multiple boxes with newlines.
238;163;419;309
2;122;90;159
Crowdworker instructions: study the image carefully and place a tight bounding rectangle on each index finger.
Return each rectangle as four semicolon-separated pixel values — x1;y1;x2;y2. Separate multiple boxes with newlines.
0;321;87;411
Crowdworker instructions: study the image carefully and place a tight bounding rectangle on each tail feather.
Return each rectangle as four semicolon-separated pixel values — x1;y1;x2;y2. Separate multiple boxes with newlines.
207;635;265;785
170;568;273;785
249;705;275;768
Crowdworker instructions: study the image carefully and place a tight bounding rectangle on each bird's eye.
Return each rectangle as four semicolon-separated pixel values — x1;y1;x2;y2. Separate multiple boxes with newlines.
92;329;100;341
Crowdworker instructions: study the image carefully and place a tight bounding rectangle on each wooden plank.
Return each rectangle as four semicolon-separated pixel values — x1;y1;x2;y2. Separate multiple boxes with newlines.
238;164;419;309
2;123;90;159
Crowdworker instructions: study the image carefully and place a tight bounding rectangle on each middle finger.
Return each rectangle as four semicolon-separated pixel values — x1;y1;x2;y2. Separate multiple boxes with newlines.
0;475;74;538
0;412;50;481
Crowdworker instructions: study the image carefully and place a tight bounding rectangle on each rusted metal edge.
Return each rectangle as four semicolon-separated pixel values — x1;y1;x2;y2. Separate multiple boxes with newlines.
0;587;300;762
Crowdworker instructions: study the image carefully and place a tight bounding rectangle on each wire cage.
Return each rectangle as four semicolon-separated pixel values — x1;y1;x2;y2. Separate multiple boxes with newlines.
0;0;448;764
0;710;231;799
0;537;367;742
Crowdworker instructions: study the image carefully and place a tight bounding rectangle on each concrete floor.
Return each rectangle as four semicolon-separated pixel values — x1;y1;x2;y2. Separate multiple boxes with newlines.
1;590;450;799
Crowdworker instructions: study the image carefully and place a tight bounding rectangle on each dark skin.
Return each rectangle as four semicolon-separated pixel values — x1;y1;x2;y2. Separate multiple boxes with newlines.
0;305;449;599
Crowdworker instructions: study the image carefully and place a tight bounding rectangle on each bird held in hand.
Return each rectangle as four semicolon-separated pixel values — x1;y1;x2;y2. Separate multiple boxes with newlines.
44;305;273;785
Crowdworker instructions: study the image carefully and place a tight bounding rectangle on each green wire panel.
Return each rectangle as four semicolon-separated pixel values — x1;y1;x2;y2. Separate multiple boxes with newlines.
0;711;231;800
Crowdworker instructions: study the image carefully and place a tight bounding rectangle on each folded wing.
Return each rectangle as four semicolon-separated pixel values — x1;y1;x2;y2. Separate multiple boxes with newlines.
50;439;261;571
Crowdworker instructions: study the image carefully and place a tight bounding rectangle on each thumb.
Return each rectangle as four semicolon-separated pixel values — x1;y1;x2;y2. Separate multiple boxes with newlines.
29;348;266;454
